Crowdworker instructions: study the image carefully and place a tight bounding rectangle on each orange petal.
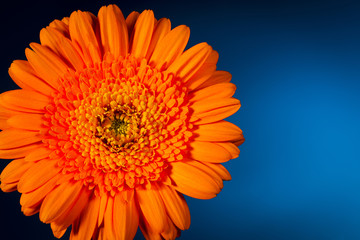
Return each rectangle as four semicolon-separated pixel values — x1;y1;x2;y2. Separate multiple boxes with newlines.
158;184;190;230
0;129;42;149
215;142;240;159
187;160;223;189
0;115;10;130
25;47;62;89
189;82;236;103
1;182;18;192
186;50;218;91
70;194;101;240
194;120;244;142
131;10;155;58
60;36;86;71
190;141;232;163
0;143;42;159
150;25;190;70
113;191;139;240
20;174;59;208
0;100;26;116
139;219;162;240
40;27;65;57
166;42;212;83
98;4;128;58
0;89;50;112
8;60;55;96
103;196;116;240
51;189;91;233
0;159;34;184
98;194;108;227
49;18;70;38
169;161;220;199
196;70;232;90
18;159;60;193
30;42;69;75
202;162;232;181
69;11;101;66
136;185;168;233
126;11;140;35
40;181;83;223
21;205;40;216
191;98;240;124
161;217;180;240
40;25;86;71
24;147;53;162
7;113;44;130
51;222;67;239
145;18;171;60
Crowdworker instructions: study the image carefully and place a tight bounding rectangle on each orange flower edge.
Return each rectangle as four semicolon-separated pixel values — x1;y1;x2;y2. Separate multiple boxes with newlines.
0;4;244;240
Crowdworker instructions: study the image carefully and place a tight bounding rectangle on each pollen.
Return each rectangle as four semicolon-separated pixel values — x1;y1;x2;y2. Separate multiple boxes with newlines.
42;54;193;196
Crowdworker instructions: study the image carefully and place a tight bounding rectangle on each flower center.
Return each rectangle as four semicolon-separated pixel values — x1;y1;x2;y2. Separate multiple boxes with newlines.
43;54;193;195
95;106;139;151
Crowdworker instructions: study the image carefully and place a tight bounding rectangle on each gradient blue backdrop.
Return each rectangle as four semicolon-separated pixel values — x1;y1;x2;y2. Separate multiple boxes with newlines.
1;0;360;239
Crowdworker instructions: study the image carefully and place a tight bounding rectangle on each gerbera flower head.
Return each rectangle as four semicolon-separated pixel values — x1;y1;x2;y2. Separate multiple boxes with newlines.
0;4;244;240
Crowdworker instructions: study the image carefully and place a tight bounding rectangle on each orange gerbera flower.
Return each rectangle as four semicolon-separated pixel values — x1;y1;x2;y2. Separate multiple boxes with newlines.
0;4;244;240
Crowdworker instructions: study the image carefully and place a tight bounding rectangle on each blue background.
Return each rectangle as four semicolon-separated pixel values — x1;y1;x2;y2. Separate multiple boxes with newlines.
1;0;360;239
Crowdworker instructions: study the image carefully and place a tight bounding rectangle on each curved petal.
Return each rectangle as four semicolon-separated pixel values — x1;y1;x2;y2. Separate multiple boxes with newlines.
145;18;171;60
20;174;59;208
166;42;212;83
69;10;101;66
0;114;10;130
0;89;50;112
98;4;128;58
21;205;40;216
40;26;86;71
169;161;220;199
158;184;190;230
98;194;108;227
0;159;34;187
113;191;139;240
30;42;69;74
51;188;91;233
202;162;232;181
130;10;155;58
189;82;236;103
194;120;244;142
50;222;67;239
196;70;232;90
39;180;83;223
8;60;55;96
126;11;140;35
215;142;240;159
187;160;224;189
0;143;42;159
24;147;53;162
190;141;232;163
48;18;70;38
0;90;49;113
7;113;45;131
70;194;101;240
25;45;65;89
150;25;190;70
186;50;218;91
160;218;180;240
0;129;42;150
18;159;60;193
136;185;168;233
191;98;240;124
103;196;116;240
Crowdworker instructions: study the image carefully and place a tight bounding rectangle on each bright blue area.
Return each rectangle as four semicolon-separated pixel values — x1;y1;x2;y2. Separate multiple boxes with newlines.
1;0;360;239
